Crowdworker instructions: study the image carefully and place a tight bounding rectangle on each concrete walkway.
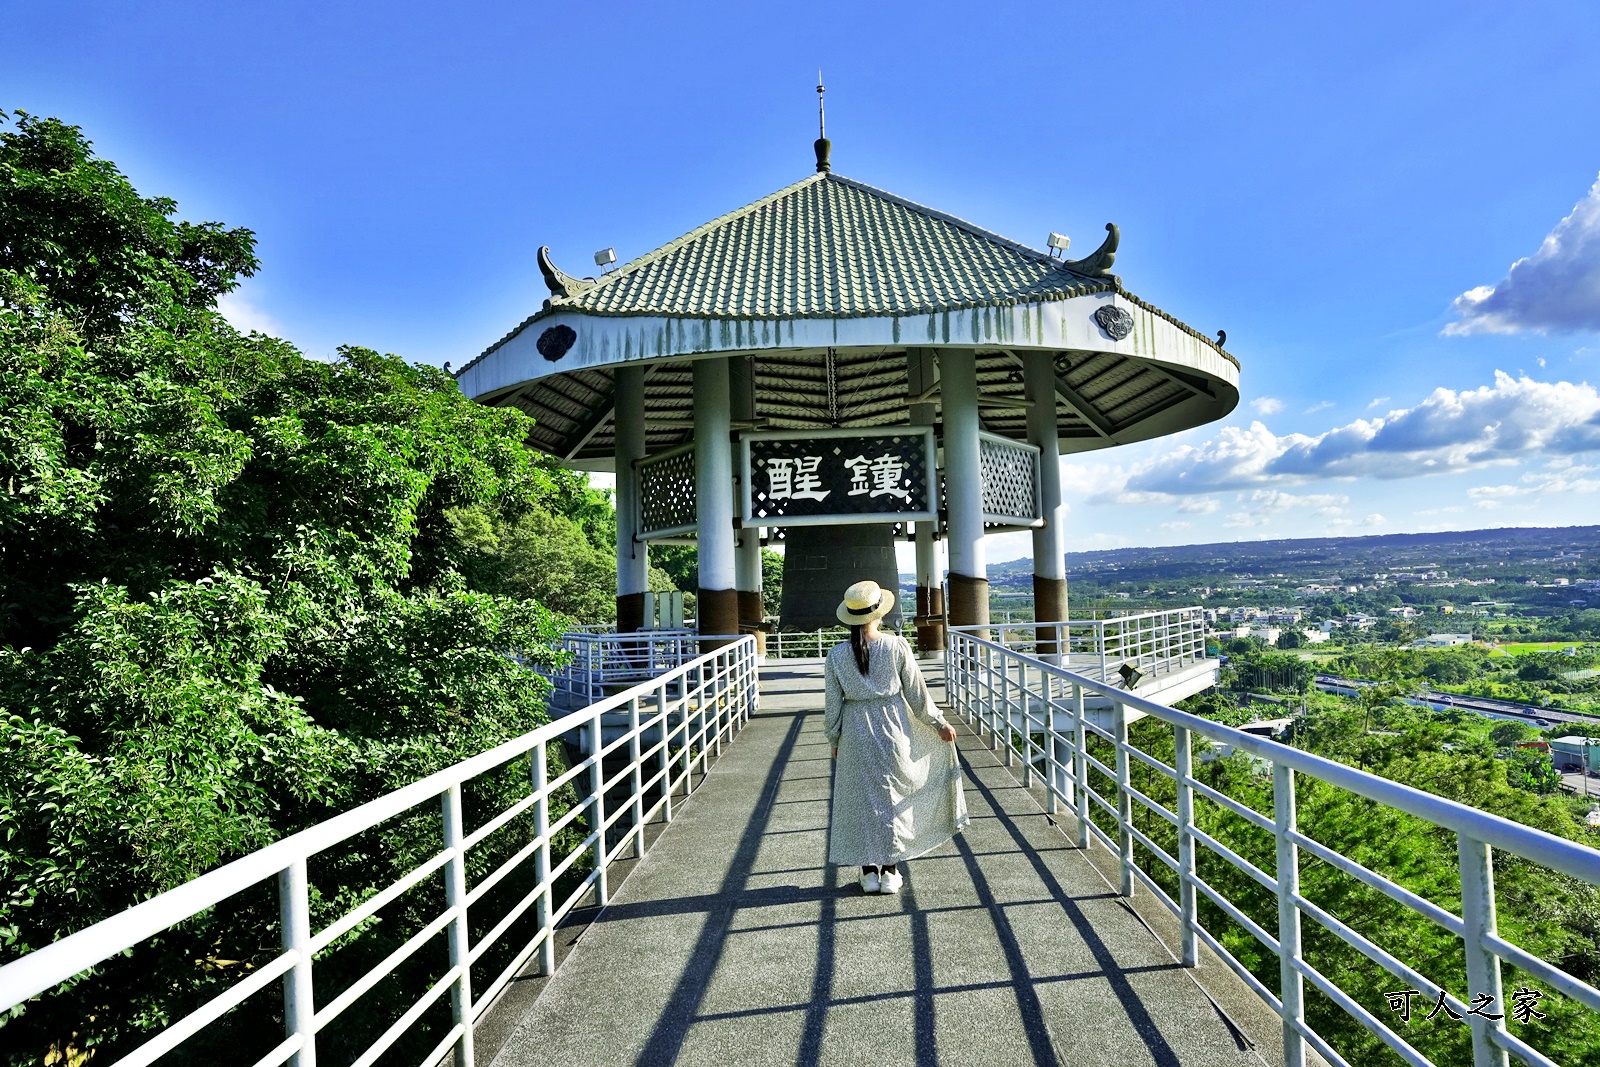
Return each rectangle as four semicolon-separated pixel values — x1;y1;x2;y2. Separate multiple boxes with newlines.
490;662;1287;1067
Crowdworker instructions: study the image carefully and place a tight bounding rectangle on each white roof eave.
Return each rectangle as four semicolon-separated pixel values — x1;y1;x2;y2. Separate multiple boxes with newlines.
457;292;1239;403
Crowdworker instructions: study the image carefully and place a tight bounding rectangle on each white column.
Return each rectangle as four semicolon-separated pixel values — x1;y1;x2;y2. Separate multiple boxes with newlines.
735;535;762;596
614;366;648;630
694;357;737;642
908;349;944;654
940;349;988;629
1024;351;1067;654
731;356;764;646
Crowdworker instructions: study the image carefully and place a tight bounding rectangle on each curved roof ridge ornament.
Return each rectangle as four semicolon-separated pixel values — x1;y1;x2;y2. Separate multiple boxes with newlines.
1061;223;1119;278
538;246;595;299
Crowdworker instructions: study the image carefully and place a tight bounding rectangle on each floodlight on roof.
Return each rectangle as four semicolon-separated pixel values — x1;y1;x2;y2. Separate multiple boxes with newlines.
594;248;617;271
1047;232;1071;259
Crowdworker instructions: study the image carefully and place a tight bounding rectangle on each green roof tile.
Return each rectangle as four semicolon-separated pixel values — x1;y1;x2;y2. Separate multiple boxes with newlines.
545;172;1114;320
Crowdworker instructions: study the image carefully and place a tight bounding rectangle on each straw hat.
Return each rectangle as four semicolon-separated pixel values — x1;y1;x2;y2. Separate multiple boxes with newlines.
837;580;893;626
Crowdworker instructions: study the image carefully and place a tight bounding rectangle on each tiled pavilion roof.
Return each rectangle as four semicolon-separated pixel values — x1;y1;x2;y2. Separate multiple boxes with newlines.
461;167;1240;466
534;172;1117;321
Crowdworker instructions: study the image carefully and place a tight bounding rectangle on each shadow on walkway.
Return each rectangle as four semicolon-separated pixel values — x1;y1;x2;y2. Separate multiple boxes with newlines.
487;663;1276;1067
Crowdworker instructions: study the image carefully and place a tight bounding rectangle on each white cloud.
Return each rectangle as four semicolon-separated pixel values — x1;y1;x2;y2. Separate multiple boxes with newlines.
1305;401;1334;414
1217;489;1348;530
1091;373;1600;499
1467;484;1521;500
1467;464;1600;502
1447;173;1600;335
1160;521;1192;532
1178;497;1222;514
216;291;285;337
1251;396;1285;415
1368;396;1391;410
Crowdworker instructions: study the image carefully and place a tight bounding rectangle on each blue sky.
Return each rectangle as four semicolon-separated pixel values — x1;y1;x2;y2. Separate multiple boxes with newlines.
6;1;1600;561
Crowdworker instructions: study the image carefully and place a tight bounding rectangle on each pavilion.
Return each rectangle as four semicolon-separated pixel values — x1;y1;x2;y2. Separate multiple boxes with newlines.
455;132;1240;649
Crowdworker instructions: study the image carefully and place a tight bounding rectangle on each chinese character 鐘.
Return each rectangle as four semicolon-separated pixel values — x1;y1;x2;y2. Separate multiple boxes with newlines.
766;456;830;502
844;454;911;500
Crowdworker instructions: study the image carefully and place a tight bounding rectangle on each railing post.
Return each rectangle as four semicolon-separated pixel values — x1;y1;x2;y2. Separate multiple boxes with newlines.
1173;725;1198;968
629;696;645;859
1045;670;1059;814
278;859;317;1067
681;670;694;793
1459;834;1510;1067
1098;621;1108;685
1003;655;1016;769
441;785;476;1067
1273;763;1305;1067
530;744;555;976
1113;699;1134;897
1073;682;1090;850
591;711;608;905
1019;660;1033;786
706;660;721;759
657;683;674;823
744;643;756;724
985;644;999;751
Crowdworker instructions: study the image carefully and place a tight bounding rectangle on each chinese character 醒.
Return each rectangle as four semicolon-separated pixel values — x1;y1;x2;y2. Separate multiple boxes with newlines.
766;456;830;502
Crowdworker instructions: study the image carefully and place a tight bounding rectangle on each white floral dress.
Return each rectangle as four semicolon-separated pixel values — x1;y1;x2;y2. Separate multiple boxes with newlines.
824;634;969;866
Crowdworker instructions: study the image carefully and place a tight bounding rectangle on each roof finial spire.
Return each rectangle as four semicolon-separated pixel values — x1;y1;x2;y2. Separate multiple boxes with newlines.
814;73;832;173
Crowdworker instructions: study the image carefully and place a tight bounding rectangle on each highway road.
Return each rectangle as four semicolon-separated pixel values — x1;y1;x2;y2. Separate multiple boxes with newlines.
1313;674;1600;732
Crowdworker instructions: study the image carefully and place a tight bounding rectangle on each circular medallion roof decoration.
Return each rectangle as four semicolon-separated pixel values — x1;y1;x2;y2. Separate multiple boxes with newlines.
456;163;1240;470
1093;305;1134;341
536;325;576;361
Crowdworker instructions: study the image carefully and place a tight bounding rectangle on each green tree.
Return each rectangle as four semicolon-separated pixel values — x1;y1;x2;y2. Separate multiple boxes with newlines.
1489;720;1537;748
1505;746;1562;794
1423;654;1476;685
0;111;585;1065
1519;657;1563;683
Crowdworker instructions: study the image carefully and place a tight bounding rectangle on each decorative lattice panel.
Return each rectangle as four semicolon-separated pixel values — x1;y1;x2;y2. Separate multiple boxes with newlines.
638;446;696;537
979;434;1040;524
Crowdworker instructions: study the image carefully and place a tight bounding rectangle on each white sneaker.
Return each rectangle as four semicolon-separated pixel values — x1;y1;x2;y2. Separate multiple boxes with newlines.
879;869;903;895
860;869;880;894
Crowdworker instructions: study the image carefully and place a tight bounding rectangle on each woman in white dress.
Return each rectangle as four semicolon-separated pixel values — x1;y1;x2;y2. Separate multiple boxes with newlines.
824;580;969;894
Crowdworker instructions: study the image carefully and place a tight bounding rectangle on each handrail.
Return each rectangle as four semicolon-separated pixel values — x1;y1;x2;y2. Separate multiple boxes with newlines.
546;631;741;704
951;609;1209;684
946;629;1600;1067
0;636;760;1067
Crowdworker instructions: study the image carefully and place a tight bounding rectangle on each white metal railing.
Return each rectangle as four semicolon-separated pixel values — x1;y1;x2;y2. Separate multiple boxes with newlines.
764;627;860;659
946;629;1600;1067
0;637;759;1067
967;609;1209;685
762;625;921;660
546;630;717;705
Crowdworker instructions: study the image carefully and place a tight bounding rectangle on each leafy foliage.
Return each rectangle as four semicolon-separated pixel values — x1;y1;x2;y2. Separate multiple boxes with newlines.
1107;705;1600;1067
0;111;592;1064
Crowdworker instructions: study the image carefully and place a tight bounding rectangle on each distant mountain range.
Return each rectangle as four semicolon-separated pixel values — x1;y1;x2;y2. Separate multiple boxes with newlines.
973;525;1599;586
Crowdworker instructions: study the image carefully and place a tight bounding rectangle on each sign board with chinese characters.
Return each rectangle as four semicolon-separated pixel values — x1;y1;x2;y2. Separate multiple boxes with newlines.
740;428;937;528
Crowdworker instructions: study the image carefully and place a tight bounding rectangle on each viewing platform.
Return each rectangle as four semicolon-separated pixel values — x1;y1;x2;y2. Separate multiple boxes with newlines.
5;626;1596;1067
483;658;1282;1067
